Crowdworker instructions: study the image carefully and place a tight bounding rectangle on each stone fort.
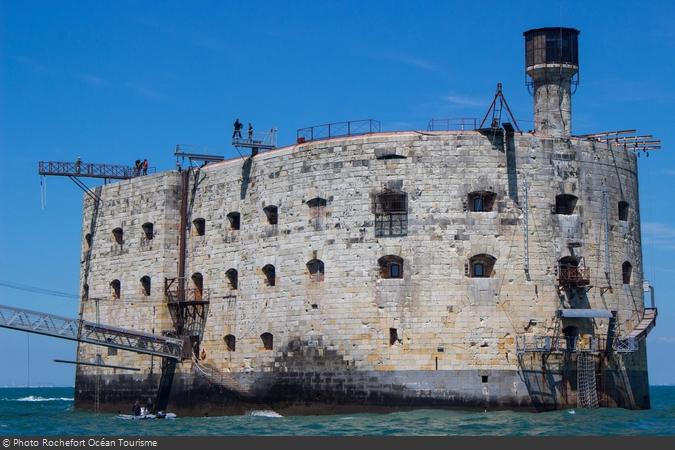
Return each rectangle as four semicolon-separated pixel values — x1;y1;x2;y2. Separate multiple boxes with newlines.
73;28;657;414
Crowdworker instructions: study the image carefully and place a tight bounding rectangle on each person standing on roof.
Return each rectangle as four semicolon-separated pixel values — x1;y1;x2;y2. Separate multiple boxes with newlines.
248;123;253;141
142;159;148;176
233;118;242;139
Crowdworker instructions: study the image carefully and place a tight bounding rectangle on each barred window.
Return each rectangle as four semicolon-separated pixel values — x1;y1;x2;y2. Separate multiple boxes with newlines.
375;192;408;237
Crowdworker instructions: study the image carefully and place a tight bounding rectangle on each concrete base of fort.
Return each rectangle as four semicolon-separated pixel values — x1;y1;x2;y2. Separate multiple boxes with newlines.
74;365;650;416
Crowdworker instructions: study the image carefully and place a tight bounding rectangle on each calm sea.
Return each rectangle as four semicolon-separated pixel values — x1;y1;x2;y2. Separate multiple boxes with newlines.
0;386;673;436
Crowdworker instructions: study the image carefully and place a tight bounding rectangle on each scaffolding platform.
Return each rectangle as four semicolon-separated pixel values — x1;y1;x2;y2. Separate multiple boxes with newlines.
38;161;153;180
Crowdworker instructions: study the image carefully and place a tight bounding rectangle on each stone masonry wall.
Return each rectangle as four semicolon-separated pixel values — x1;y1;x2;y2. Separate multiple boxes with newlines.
75;130;648;411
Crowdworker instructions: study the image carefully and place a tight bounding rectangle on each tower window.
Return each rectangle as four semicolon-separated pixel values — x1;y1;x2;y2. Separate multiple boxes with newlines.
374;191;408;237
622;261;632;285
306;259;325;282
112;228;124;245
262;264;276;286
84;233;92;250
110;279;121;299
389;328;399;345
260;332;273;350
263;205;278;225
140;276;151;296
618;201;629;221
191;272;204;300
307;197;327;219
226;268;238;290
469;254;496;278
468;191;496;212
142;222;154;240
227;212;241;230
192;218;206;236
224;334;236;352
82;284;89;301
555;194;578;215
378;255;404;279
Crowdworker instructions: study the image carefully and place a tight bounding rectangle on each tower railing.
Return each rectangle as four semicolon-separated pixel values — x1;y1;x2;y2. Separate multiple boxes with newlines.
296;119;381;144
427;118;478;131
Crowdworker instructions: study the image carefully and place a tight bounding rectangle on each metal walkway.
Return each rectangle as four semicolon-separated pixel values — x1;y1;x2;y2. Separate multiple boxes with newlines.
0;304;182;360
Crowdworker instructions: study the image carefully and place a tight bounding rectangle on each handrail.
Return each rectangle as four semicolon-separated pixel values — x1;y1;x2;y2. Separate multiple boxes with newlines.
427;118;478;131
297;119;381;143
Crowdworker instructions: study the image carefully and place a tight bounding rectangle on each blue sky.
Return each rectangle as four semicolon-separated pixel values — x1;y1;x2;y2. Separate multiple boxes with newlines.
0;0;674;386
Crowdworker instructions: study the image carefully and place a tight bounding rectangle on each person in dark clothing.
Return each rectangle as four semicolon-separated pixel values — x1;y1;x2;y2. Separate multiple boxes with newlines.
233;118;243;139
248;123;253;141
145;397;154;414
133;400;142;416
142;159;148;175
135;160;141;176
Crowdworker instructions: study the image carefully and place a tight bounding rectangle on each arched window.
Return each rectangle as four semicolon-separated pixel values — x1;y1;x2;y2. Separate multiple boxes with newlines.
306;259;325;282
110;279;121;299
378;255;404;279
262;264;276;286
84;233;92;250
618;201;629;221
307;197;327;219
227;212;240;230
555;194;578;215
374;191;408;237
226;268;238;290
260;332;273;350
622;261;633;285
140;276;151;296
82;283;89;301
468;254;496;278
468;191;496;212
224;334;236;352
142;222;154;240
192;218;205;236
263;205;278;225
191;272;203;300
112;228;124;245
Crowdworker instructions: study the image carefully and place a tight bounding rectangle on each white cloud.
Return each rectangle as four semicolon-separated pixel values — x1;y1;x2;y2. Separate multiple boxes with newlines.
443;93;483;108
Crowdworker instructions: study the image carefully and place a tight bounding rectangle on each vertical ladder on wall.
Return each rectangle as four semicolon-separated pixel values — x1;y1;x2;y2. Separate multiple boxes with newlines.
577;352;599;408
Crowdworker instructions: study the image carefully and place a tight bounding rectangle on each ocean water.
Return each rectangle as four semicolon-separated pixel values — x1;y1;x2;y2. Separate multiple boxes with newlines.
0;386;674;436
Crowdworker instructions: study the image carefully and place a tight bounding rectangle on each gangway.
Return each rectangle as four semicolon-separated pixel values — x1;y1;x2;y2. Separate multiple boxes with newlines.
0;303;182;360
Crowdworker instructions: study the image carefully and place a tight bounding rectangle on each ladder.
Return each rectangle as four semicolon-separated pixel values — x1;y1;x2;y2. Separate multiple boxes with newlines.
577;352;599;408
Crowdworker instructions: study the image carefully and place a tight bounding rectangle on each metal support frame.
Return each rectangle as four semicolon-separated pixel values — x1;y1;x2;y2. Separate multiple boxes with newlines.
479;83;522;132
0;303;182;360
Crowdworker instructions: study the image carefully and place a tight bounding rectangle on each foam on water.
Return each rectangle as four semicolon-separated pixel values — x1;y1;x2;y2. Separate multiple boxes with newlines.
247;410;283;418
3;396;74;402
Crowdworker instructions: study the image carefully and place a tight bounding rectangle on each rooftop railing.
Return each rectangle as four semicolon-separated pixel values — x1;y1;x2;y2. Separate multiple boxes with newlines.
297;119;381;144
427;118;478;131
